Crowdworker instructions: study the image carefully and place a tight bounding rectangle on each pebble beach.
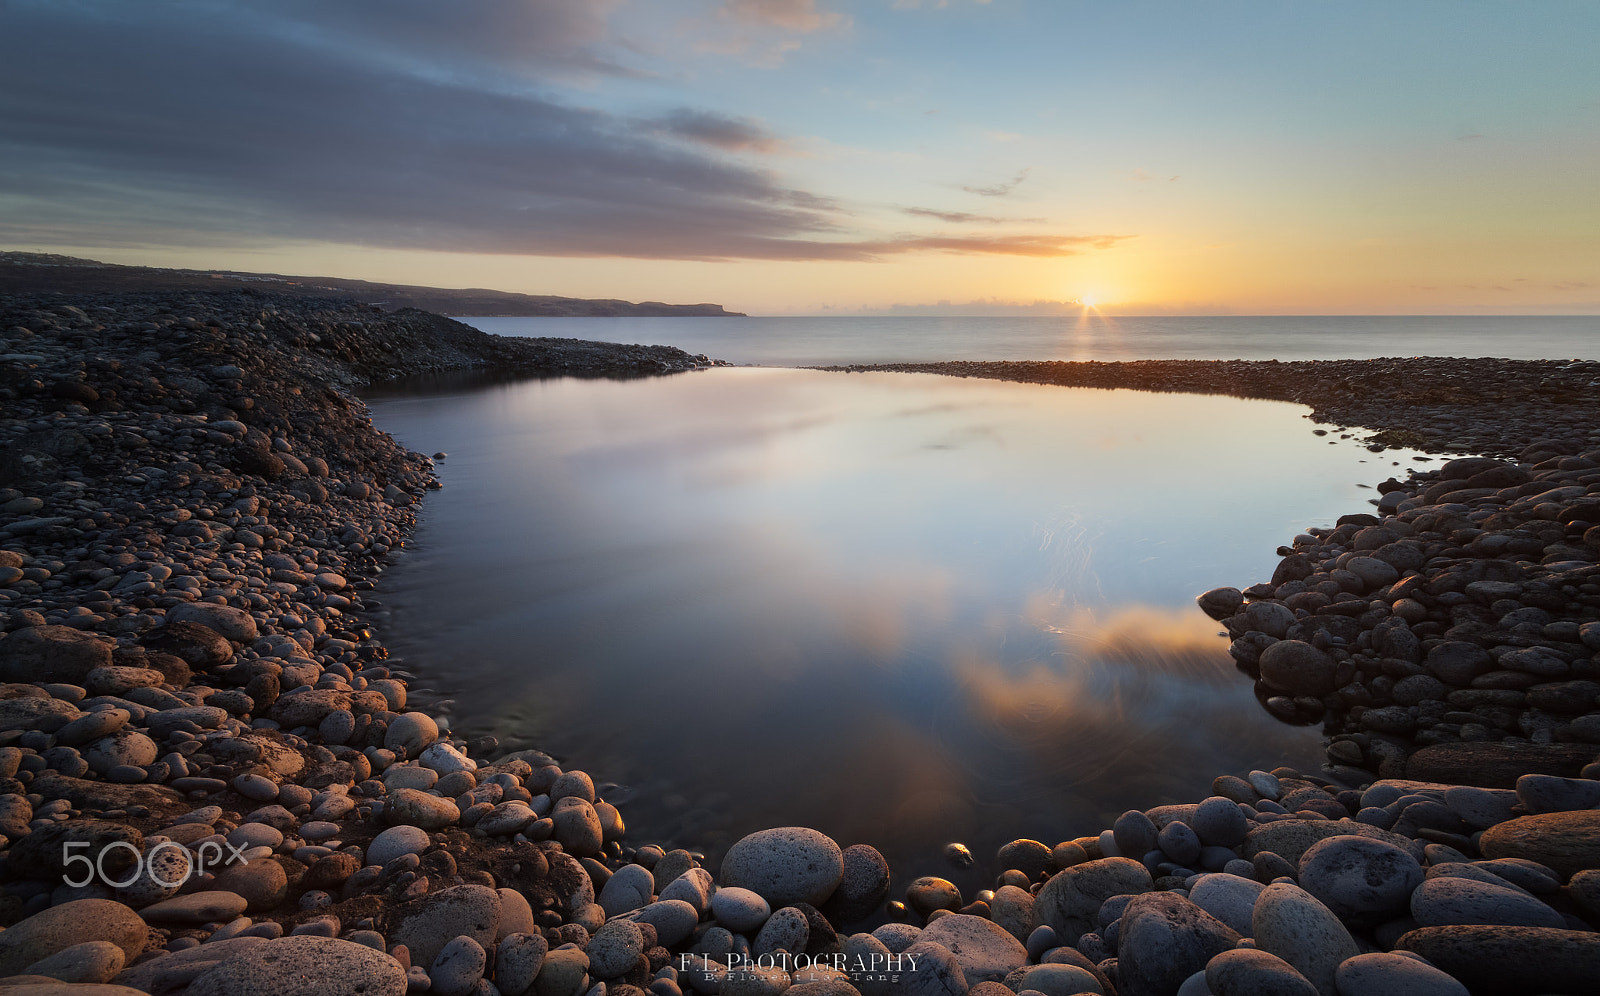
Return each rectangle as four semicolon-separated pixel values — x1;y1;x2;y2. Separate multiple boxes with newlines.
1;292;1598;996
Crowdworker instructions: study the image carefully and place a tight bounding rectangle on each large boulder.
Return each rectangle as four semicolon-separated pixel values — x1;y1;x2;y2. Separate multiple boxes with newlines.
165;603;259;643
1033;857;1152;945
0;624;112;683
0;898;149;977
183;935;405;996
390;885;502;968
1258;640;1339;696
721;827;845;908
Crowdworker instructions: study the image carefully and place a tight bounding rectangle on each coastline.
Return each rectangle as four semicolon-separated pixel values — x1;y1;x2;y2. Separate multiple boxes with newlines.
0;294;1596;994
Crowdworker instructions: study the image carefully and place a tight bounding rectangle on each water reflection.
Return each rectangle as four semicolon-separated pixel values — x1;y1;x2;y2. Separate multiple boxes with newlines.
365;369;1417;889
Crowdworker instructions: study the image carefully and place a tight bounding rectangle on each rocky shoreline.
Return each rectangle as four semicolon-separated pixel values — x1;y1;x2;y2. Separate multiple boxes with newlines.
0;298;1596;996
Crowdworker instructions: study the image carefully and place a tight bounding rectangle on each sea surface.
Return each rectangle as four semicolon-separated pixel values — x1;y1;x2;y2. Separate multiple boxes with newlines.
365;366;1435;890
458;314;1600;366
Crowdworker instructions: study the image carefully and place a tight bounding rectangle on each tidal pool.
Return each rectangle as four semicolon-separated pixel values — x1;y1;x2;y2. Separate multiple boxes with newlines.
364;368;1423;890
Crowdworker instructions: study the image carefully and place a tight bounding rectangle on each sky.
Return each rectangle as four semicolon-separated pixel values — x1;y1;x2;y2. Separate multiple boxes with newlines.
1;0;1596;316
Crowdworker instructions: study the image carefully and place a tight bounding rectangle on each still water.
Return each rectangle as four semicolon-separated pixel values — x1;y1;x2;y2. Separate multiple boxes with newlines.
366;368;1426;889
460;314;1600;367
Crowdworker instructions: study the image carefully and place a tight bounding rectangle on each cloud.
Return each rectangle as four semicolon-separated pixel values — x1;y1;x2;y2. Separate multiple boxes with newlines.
0;1;852;261
901;207;1026;224
695;0;850;63
962;168;1030;197
847;233;1129;258
717;0;847;32
648;109;789;154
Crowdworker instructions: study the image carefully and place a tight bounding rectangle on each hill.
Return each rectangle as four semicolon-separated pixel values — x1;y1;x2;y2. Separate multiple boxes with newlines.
0;251;744;317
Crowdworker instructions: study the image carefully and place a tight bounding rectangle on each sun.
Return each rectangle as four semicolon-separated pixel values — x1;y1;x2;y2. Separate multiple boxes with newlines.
1080;295;1098;308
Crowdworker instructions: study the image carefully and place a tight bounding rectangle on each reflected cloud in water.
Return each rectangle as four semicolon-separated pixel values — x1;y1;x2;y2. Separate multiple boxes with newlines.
366;369;1419;885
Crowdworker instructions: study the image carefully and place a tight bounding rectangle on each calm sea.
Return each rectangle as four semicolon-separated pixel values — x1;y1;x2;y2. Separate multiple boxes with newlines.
457;314;1600;366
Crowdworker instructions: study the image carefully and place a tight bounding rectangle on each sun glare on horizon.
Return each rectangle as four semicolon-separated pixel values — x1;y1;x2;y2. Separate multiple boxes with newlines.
1080;295;1099;309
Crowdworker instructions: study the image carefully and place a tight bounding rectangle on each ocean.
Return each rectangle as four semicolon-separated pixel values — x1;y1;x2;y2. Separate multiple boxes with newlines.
457;314;1600;367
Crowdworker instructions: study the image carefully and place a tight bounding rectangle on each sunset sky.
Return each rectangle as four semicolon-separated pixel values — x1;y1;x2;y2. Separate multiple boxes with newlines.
2;1;1596;315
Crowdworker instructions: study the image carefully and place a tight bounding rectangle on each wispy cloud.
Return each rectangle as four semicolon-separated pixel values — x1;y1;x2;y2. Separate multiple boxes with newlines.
695;0;850;63
843;233;1131;259
900;207;1043;224
648;109;789;154
718;0;848;32
962;168;1030;197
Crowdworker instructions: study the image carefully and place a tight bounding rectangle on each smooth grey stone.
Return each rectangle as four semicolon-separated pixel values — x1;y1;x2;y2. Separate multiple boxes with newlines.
587;918;645;979
600;862;657;917
899;940;968;996
1442;786;1518;829
549;796;603;857
1515;774;1600;815
1409;876;1565;928
430;934;487;996
1160;821;1203;866
1253;882;1358;996
871;922;923;954
1007;962;1104;996
140;891;249;924
919;912;1027;985
1188;873;1265;937
1192;796;1250;848
0;898;146;978
1298;835;1423;925
1117;892;1239;996
386;788;460;830
1473;858;1560;895
185;935;405;996
1034;857;1153;945
1206;948;1318;996
1333;952;1468;996
368;825;431;867
721;826;845;908
660;866;715;915
825;843;891;924
711;886;770;933
112;936;270;993
752;905;809;957
1113;810;1158;859
494;932;548;996
624;899;700;949
391;885;502;968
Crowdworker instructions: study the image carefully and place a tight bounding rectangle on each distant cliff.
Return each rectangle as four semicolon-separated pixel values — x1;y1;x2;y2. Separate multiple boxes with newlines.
0;251;745;317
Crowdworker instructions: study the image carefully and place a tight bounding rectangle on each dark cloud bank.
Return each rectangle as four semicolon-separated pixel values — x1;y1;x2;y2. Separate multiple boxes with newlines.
0;1;1118;261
